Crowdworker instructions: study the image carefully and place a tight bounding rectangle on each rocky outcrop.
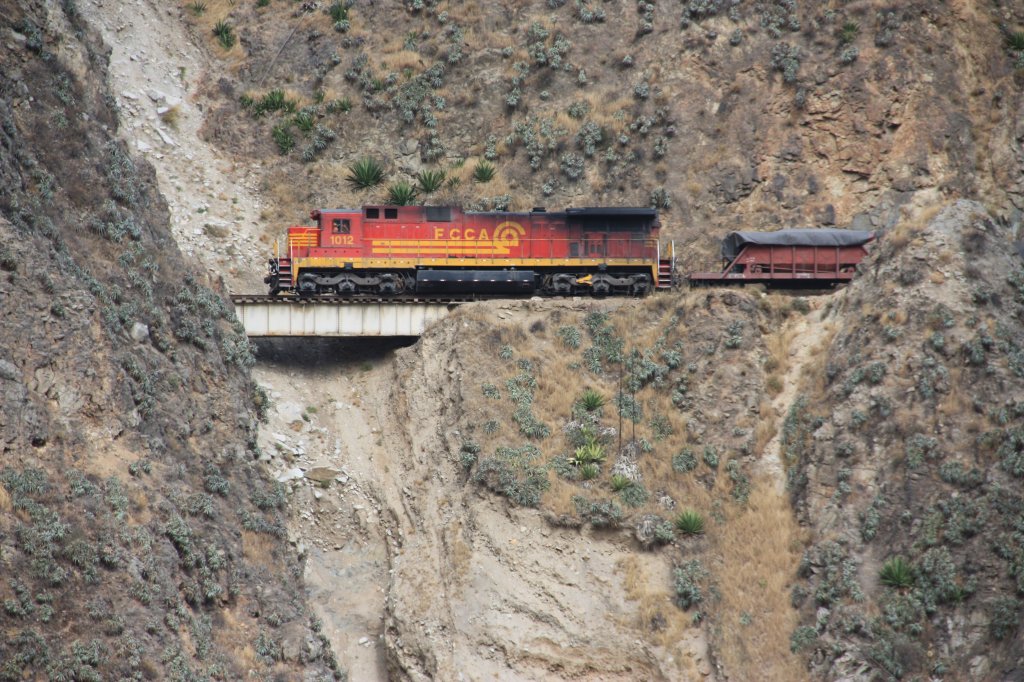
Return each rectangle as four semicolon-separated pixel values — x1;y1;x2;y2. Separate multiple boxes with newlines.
786;200;1024;679
0;2;336;678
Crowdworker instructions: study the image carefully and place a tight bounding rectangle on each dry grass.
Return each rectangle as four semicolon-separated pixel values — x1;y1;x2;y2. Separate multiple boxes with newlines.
617;555;696;655
799;323;838;400
380;49;427;73
886;202;947;251
710;482;808;681
544;476;582;519
553;111;585;138
764;324;799;382
582;91;634;133
446;520;473;581
938;367;974;419
182;0;247;60
241;529;279;563
753;399;778;456
159;104;181;130
0;484;10;513
129;488;152;525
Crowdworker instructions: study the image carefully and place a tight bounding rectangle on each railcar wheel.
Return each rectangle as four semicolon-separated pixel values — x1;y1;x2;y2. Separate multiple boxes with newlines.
336;278;357;295
297;273;318;296
377;272;408;295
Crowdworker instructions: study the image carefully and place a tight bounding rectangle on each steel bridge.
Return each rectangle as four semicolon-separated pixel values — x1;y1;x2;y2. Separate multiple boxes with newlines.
229;294;469;337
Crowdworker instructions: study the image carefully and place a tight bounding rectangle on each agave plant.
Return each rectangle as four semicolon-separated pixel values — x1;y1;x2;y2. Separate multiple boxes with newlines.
416;169;447;195
212;20;235;50
837;20;859;45
1006;30;1024;52
580;463;600;480
880;556;915;589
328;1;348;22
578;388;606;412
572;441;605;467
346;157;385;189
387;181;418;206
610;474;632;492
674;509;705;536
472;160;496;183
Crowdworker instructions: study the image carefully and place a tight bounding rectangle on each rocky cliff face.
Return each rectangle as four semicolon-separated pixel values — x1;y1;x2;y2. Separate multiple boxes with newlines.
786;200;1024;679
0;1;337;678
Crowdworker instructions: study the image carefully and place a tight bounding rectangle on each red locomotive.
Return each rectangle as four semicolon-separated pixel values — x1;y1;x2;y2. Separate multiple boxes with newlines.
265;205;675;296
688;228;875;287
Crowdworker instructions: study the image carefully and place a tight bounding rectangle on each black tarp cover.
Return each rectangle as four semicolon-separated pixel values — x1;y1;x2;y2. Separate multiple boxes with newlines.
722;229;875;260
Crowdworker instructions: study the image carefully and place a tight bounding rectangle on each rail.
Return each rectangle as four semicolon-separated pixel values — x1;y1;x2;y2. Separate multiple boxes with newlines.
230;294;508;305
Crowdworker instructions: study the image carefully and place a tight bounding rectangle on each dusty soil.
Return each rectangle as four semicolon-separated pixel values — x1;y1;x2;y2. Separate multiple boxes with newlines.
79;0;267;294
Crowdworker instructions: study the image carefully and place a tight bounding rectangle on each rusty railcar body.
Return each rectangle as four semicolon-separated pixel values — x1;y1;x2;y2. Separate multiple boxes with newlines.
688;228;875;287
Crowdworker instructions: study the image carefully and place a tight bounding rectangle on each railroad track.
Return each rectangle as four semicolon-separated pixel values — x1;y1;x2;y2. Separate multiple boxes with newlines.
229;293;521;305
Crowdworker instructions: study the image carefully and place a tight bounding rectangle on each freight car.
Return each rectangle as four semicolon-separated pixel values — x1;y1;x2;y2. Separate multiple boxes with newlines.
265;204;676;297
687;228;875;287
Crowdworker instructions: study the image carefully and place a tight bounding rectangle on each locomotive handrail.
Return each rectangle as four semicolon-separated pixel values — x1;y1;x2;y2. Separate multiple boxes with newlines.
285;235;661;264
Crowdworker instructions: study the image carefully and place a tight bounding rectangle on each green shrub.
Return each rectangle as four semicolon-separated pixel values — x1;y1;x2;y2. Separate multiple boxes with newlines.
578;388;606;412
212;20;235;50
241;89;298;117
790;626;817;652
620;482;649;508
726;460;751;504
990;596;1020;640
702;446;719;468
880;556;914;589
346;157;386;189
674;509;705;536
415;169;447;195
672;448;697;473
187;1;206;15
557;325;582;348
579;463;600;480
673;560;707;609
328;0;348;22
610;474;631;492
650;414;673;440
573;496;623;528
472;161;496;183
387;181;418;206
473;444;549;507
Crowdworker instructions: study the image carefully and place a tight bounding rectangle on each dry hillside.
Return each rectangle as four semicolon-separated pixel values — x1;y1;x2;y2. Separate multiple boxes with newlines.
2;0;1024;681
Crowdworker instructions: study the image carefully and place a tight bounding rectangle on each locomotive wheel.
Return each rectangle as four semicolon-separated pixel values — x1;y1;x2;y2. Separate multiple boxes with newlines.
377;272;408;295
297;273;319;296
335;277;357;295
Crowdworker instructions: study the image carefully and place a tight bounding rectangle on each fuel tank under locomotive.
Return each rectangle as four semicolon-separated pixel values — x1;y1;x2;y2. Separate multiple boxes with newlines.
414;269;536;294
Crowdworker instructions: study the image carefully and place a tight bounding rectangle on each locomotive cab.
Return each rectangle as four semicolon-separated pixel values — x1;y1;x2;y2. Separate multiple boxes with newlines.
314;209;362;254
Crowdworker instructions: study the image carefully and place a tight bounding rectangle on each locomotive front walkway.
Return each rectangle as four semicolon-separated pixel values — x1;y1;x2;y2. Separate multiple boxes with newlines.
230;295;459;337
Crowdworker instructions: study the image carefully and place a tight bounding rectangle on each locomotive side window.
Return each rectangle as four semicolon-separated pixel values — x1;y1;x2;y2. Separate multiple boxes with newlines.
332;219;351;234
384;208;398;220
425;206;452;222
365;208;380;219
